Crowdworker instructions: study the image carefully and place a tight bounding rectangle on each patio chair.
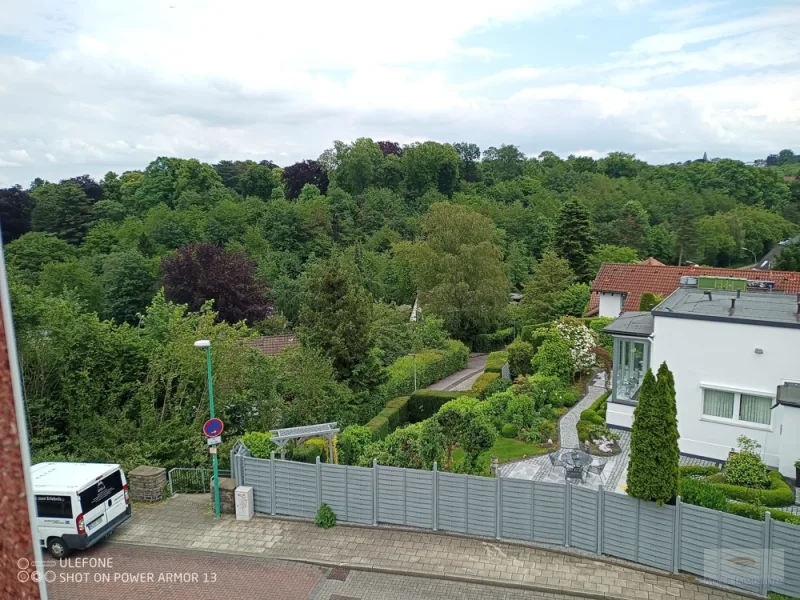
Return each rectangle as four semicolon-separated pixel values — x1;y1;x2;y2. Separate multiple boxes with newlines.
548;451;565;468
587;460;608;484
565;465;584;483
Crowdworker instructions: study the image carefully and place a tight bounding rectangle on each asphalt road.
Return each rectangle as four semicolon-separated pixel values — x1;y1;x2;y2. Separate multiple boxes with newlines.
43;543;590;600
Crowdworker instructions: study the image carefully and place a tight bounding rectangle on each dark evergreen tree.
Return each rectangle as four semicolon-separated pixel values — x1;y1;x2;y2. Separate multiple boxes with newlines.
627;363;680;505
0;185;34;242
554;196;596;282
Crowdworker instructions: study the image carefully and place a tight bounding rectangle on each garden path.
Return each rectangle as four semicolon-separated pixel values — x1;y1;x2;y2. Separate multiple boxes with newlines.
426;352;487;391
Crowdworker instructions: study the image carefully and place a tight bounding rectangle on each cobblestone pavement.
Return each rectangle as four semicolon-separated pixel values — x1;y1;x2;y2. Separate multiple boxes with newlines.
108;495;755;600
46;543;324;600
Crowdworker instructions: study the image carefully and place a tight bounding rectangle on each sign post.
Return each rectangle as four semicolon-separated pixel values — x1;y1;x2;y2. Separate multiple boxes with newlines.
195;340;222;519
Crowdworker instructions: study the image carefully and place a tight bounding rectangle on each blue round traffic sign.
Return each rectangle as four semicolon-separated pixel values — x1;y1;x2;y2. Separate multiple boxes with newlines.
203;418;224;437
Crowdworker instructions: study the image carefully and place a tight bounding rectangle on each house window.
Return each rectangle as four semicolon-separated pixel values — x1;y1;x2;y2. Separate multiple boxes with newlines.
612;337;649;403
701;388;772;426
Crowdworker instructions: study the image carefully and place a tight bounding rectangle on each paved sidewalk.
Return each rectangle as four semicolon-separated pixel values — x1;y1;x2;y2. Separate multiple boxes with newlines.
427;353;487;391
114;495;754;600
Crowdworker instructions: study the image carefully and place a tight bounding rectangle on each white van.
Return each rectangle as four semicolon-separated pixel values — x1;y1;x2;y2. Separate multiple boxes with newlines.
31;462;132;558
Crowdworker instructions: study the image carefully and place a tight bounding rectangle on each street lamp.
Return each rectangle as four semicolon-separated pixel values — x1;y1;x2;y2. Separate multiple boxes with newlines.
194;339;220;519
408;353;417;391
742;247;758;264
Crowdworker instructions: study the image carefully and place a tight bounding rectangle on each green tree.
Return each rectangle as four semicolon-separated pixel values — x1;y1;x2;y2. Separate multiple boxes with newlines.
240;163;280;200
38;260;104;314
589;244;639;273
330;138;385;195
5;232;77;279
507;338;535;378
482;145;525;182
298;254;385;392
775;243;800;271
402;141;461;199
519;251;575;323
627;363;680;505
553;283;590;317
102;251;158;324
396;203;509;340
31;182;94;244
554;197;596;281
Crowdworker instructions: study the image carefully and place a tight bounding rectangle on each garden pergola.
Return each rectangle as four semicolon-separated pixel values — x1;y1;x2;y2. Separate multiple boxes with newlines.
269;422;340;462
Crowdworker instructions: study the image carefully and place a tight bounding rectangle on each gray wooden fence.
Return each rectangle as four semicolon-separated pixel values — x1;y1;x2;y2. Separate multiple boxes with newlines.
232;450;799;597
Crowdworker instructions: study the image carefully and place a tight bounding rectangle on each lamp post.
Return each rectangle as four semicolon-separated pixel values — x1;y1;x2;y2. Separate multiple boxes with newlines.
409;353;417;391
742;247;757;265
194;339;220;519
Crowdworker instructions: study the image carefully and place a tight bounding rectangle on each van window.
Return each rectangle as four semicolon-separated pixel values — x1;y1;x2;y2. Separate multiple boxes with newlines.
36;495;73;519
79;470;124;514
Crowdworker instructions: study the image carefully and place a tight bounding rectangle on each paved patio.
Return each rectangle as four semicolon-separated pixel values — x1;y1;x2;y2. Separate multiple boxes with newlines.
113;495;756;600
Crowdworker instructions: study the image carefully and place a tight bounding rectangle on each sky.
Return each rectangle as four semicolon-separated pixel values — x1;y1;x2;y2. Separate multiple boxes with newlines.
0;0;798;187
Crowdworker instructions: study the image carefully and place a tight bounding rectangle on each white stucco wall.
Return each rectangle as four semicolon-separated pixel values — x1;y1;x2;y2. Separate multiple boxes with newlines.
607;402;635;430
650;315;800;477
598;293;624;318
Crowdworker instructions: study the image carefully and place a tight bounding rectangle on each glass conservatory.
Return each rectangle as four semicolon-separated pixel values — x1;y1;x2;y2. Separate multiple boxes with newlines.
612;337;650;403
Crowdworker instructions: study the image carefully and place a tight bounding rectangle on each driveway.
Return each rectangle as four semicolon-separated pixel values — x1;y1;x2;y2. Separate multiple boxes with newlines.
426;353;487;391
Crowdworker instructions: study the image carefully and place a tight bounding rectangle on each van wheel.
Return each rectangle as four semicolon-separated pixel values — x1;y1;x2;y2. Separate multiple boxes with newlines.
48;538;69;559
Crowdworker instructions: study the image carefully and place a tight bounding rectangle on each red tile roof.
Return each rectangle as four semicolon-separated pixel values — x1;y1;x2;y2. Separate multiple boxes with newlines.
245;335;298;356
587;263;800;316
639;257;665;266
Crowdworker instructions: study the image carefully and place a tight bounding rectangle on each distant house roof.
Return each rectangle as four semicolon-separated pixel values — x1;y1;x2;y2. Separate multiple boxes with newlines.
245;334;297;356
639;257;665;266
586;263;800;316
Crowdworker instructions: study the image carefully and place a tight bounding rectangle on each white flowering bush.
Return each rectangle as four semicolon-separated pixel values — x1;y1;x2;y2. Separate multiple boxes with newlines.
555;317;597;375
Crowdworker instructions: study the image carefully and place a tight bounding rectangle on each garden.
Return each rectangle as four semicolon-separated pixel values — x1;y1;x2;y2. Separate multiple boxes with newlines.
240;316;609;477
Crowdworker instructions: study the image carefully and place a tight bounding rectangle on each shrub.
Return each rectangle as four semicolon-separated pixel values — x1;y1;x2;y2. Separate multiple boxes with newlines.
725;436;770;489
293;438;325;463
724;502;800;526
526;326;557;353
507;338;535;378
484;376;512;397
519;323;550;344
714;470;794;506
365;396;410;440
530;338;574;384
679;478;729;512
408;390;465;422
338;425;373;465
584;317;613;352
526;373;566;409
471;372;500;398
555;317;597;375
501;423;519;438
484;351;508;373
505;393;537;429
241;432;276;459
577;391;611;442
315;503;337;529
473;327;514;352
679;465;721;478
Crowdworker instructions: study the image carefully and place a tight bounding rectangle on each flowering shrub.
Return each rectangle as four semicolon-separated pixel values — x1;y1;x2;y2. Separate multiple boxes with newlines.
555;317;597;375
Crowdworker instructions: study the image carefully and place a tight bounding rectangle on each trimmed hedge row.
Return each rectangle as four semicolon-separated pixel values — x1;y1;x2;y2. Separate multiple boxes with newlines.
365;396;410;440
484;351;508;374
576;391;610;442
471;371;500;398
473;327;514;352
679;465;721;478
726;501;800;526
408;390;467;422
711;470;795;507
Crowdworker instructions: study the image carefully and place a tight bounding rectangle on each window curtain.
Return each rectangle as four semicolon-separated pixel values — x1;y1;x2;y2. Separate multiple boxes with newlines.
703;389;734;418
739;394;771;425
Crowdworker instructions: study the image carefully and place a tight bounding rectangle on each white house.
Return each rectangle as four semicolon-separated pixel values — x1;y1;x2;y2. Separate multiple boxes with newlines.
604;283;800;479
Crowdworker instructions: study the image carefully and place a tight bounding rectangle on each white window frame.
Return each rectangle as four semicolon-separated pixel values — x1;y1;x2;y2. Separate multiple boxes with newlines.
699;385;774;431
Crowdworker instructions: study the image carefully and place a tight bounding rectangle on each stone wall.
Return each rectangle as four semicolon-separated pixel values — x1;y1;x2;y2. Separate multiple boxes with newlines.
129;466;166;502
212;477;237;514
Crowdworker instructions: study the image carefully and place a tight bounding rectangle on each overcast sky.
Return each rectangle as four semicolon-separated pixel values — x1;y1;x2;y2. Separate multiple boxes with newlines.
0;0;798;187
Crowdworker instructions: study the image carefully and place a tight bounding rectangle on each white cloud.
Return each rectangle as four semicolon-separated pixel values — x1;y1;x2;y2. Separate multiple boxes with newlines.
460;67;548;90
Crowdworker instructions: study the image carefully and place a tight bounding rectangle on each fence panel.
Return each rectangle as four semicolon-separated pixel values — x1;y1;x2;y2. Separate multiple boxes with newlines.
377;466;406;525
437;472;467;534
500;478;533;542
569;486;598;552
467;476;496;538
770;520;800;597
320;463;347;521
680;503;721;579
603;493;639;562
532;482;565;545
636;502;674;572
242;457;272;514
406;470;434;529
345;466;374;524
274;460;317;518
719;513;764;595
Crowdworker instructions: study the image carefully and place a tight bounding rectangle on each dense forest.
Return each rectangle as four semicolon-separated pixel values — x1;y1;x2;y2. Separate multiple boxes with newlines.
3;140;798;470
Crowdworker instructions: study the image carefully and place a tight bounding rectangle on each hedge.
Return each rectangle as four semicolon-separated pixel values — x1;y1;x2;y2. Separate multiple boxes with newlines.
679;465;721;478
473;327;514;352
362;339;469;422
576;391;610;442
725;502;800;526
293;438;326;463
519;323;550;344
408;390;466;422
710;470;794;507
584;317;613;351
365;396;410;440
471;372;499;398
484;351;508;374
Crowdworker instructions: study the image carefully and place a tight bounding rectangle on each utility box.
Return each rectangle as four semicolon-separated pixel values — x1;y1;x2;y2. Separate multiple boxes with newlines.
235;486;254;521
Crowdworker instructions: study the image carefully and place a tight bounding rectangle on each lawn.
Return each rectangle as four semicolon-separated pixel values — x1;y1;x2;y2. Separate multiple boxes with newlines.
451;437;549;474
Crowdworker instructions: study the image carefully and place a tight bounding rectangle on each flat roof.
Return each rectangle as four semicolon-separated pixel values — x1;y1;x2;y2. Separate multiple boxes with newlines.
602;311;654;337
653;288;800;329
31;462;120;492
